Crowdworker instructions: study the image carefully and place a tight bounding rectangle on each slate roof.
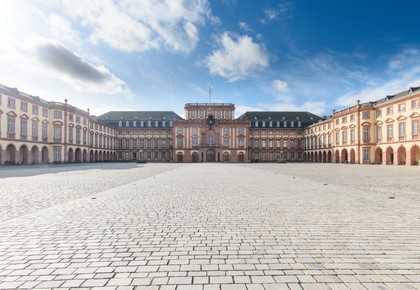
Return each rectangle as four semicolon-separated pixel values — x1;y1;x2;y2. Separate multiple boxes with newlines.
375;86;420;106
98;111;183;121
237;111;322;128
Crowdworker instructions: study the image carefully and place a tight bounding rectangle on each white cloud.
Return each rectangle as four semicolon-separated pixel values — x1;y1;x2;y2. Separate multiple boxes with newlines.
204;32;269;82
388;48;420;71
239;21;252;32
49;0;214;53
236;100;326;117
272;79;289;91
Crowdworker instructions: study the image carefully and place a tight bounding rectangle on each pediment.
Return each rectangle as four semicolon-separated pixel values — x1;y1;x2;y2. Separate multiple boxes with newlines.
7;111;18;117
375;120;383;125
396;115;407;121
349;124;356;128
53;121;63;125
32;117;40;122
20;114;29;120
410;112;420;118
42;119;49;124
361;121;371;126
385;117;394;123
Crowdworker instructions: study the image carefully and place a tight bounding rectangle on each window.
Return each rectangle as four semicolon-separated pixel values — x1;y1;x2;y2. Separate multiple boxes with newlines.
20;119;28;137
342;130;347;144
254;140;259;148
291;121;294;127
177;127;183;134
54;147;62;162
283;121;287;127
238;136;244;147
223;128;229;135
54;125;62;140
413;120;419;136
192;137;198;147
177;137;183;147
54;110;62;119
238;128;244;135
76;128;81;143
7;97;15;109
386;106;393;115
387;124;393;140
255;121;258;127
363;127;370;141
146;139;151;149
283;140;288;147
261;140;266;148
154;151;159;160
342;117;347;124
42;108;48;118
76;116;81;124
216;111;221;118
412;99;419;109
223;137;229;146
32;105;38;115
207;135;214;145
155;121;158;127
125;139;130;149
147;120;151;127
7;117;15;135
199;110;205;118
139;139;145;148
336;119;340;125
42;123;48;140
399;122;406;138
126;121;129;127
362;111;370;119
363;149;370;163
20;101;28;112
376;125;382;142
192;127;198;135
161;139;166;148
68;126;73;143
190;110;196;118
154;139;159;149
225;110;230;119
398;103;406;112
335;132;340;145
350;114;355;122
32;121;38;139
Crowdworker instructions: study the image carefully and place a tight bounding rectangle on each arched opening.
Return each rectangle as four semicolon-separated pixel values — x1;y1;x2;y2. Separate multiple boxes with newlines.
397;146;406;165
31;146;39;164
83;149;88;163
0;145;2;164
6;144;16;164
314;152;318;162
410;145;420;165
222;152;229;162
177;152;183;163
327;150;332;163
322;151;327;163
68;148;74;163
238;152;244;163
94;150;99;162
20;145;29;165
192;152;199;162
42;146;49;164
375;148;383;164
386;147;394;165
75;148;82;162
90;150;94;162
99;151;103;162
206;149;215;162
341;149;348;163
349;149;356;164
335;150;340;163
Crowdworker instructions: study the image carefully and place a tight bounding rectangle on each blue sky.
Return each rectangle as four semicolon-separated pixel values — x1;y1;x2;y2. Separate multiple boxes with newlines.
1;0;420;117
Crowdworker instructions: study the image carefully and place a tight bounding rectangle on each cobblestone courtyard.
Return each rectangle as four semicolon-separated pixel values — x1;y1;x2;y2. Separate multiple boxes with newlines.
0;163;419;290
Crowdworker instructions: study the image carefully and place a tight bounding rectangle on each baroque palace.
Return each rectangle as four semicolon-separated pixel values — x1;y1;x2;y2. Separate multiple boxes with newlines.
0;83;419;165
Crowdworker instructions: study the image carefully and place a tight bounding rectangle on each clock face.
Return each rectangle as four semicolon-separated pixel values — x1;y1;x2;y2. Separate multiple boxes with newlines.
206;115;216;126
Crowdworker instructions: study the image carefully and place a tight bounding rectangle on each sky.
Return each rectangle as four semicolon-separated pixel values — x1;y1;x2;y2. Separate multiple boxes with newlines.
1;0;420;118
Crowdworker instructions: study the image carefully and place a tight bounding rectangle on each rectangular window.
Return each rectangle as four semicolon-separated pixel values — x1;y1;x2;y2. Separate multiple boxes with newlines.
412;99;419;109
376;125;382;142
177;137;183;147
399;122;406;138
335;132;340;145
161;151;166;160
32;105;39;115
42;108;48;118
32;122;38;139
68;126;73;143
161;139;166;148
254;140;259;148
192;136;198;147
54;147;62;162
362;111;370;119
342;130;347;144
238;136;244;147
398;103;406;112
207;135;214;146
413;120;419;136
7;97;15;109
238;127;245;135
21;101;28;112
363;127;370;141
386;106;393;115
177;127;183;134
7;117;15;135
54;125;62;140
76;128;81;143
225;110;230;119
154;139;159;149
76;116;81;124
154;151;159;160
363;149;370;163
139;139;145;148
146;139;151;149
223;137;229;146
387;124;393;140
223;127;229;135
42;123;48;140
83;130;87;145
20;119;28;137
54;110;62;119
192;127;198;135
376;109;382;118
342;117;347;124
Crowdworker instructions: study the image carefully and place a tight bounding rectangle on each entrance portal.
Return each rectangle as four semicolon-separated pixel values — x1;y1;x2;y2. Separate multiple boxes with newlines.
206;149;216;162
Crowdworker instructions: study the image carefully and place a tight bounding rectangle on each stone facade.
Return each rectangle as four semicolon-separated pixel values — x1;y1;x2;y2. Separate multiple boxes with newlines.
1;83;420;165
